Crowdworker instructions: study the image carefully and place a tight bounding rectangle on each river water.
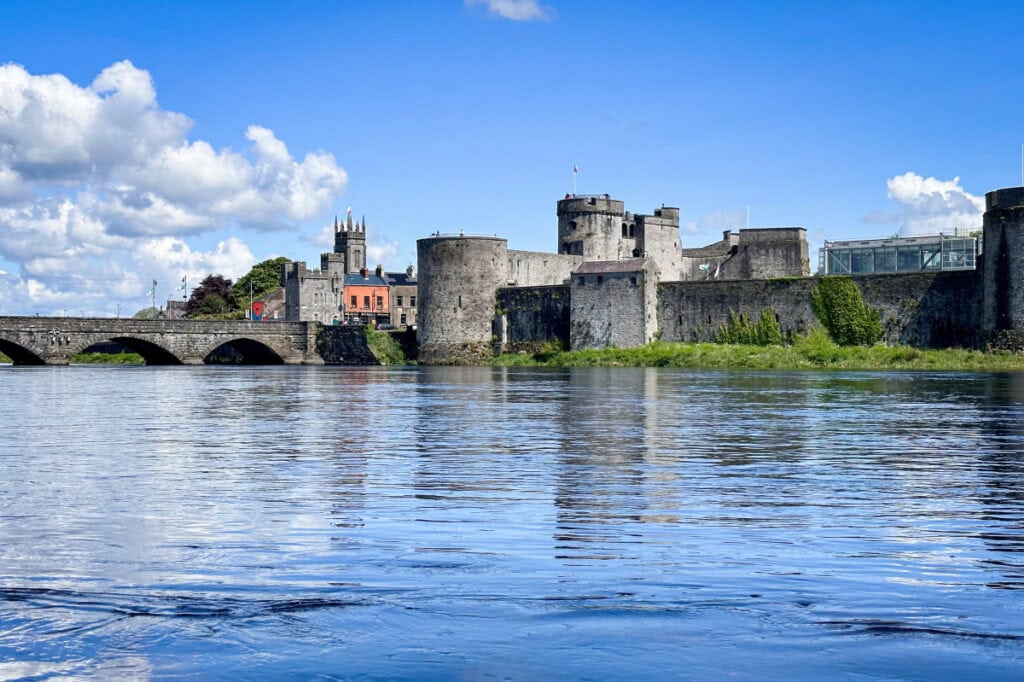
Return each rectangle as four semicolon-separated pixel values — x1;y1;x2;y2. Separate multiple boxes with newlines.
0;365;1023;679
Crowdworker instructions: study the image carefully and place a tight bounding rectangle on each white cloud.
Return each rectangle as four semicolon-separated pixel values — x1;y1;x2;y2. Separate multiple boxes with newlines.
881;172;983;236
367;238;400;269
465;0;553;21
683;208;746;237
0;61;348;315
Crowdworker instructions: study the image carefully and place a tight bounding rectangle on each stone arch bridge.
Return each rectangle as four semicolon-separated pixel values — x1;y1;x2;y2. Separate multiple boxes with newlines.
0;317;326;365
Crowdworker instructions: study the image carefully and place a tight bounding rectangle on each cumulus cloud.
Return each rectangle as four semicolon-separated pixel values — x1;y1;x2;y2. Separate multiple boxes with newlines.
870;172;984;236
465;0;553;21
0;60;348;314
367;237;400;269
683;208;747;236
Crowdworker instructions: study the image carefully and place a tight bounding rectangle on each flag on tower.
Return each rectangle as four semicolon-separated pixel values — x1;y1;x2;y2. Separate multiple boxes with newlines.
177;277;186;290
347;206;352;215
573;164;578;173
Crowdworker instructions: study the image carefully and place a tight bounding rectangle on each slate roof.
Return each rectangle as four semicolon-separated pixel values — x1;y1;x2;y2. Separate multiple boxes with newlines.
574;258;649;274
385;272;417;286
344;272;389;287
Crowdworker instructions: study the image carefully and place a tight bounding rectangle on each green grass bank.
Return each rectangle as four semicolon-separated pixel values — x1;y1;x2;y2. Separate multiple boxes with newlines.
490;334;1024;371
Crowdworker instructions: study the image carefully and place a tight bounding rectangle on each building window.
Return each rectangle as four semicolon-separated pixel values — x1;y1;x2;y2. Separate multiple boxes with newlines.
630;276;637;286
597;275;604;284
376;295;383;309
569;220;577;232
397;295;404;306
400;314;407;325
622;223;628;237
410;296;416;307
350;295;357;308
629;224;635;238
363;296;370;309
578;277;585;286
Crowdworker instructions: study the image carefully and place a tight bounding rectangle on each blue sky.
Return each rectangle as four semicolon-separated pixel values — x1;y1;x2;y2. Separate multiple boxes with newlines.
1;0;1022;315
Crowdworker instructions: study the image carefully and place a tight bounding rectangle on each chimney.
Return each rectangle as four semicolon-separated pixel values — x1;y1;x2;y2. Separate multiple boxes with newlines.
406;264;414;277
360;267;368;278
375;264;383;278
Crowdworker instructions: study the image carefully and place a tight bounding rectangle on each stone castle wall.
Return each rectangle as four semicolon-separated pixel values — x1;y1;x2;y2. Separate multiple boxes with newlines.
658;271;981;348
496;284;571;351
570;260;657;350
506;250;582;287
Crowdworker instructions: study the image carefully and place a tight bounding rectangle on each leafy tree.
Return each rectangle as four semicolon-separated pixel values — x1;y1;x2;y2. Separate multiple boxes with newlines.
197;292;229;315
229;257;289;310
185;274;234;316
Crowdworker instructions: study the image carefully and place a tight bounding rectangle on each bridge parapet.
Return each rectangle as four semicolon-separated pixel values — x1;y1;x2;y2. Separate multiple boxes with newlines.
0;317;325;365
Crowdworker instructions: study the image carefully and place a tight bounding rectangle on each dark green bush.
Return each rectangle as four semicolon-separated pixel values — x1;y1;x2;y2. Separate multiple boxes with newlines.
811;277;882;346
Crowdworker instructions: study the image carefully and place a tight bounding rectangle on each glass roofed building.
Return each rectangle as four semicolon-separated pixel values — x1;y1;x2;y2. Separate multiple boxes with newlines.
818;232;980;275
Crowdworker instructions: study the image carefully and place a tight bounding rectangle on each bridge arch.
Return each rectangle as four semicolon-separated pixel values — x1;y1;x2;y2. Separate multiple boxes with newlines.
68;336;183;365
199;337;288;365
0;338;46;365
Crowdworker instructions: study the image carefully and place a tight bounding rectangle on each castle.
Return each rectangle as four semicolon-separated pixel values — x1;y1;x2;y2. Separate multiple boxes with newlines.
415;187;1024;363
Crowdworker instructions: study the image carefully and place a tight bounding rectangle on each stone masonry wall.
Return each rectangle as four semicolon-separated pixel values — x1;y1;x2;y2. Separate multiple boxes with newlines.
570;262;655;350
658;271;982;348
506;250;582;287
316;325;381;365
496;285;571;351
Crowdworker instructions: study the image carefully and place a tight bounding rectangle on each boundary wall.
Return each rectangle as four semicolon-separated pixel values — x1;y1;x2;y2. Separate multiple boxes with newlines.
658;271;981;348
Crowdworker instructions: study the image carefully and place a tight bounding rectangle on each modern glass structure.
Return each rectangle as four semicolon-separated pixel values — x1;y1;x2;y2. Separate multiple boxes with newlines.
819;233;979;275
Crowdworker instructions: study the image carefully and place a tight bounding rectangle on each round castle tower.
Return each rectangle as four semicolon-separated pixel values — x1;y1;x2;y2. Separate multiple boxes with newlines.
557;195;627;260
982;187;1024;348
417;235;508;363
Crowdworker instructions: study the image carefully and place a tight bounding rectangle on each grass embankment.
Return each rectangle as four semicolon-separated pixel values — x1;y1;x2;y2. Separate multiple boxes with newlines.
71;352;146;365
0;352;10;363
491;331;1024;371
365;327;410;365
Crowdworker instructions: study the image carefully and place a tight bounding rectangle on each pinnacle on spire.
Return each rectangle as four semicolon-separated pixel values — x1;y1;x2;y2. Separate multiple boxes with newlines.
361;215;366;233
334;215;339;232
346;211;354;231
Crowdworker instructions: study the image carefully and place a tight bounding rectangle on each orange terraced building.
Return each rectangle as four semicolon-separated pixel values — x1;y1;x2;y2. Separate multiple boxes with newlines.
344;266;390;326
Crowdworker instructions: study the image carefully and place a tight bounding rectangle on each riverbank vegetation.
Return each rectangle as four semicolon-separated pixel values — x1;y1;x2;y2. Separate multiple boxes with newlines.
491;329;1024;371
72;352;145;365
365;326;410;365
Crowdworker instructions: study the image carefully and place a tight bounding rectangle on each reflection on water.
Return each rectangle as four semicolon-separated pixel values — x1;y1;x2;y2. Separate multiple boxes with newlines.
1;366;1023;678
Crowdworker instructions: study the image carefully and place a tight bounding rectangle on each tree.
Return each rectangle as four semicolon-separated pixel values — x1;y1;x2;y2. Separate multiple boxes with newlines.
133;306;160;319
185;274;233;316
229;257;290;311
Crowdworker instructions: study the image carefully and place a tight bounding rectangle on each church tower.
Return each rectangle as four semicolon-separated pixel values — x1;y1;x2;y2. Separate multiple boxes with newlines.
334;211;366;274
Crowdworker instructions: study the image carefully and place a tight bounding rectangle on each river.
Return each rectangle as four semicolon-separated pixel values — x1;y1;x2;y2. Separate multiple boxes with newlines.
1;365;1023;679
